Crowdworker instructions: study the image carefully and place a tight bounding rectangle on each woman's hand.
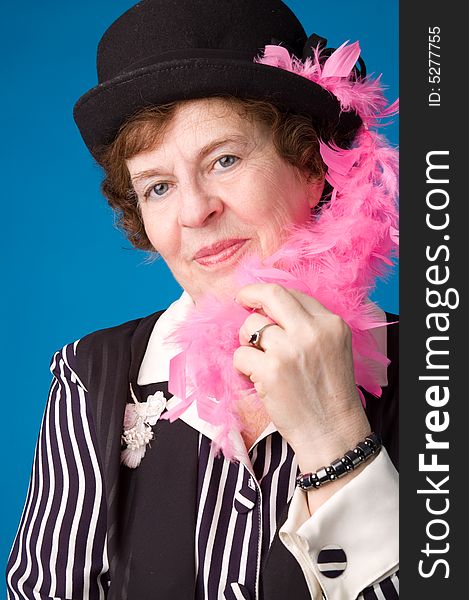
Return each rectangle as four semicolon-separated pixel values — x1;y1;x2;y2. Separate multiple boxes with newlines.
233;283;372;478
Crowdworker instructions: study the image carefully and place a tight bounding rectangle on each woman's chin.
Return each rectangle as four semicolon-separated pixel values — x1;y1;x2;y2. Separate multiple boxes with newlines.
191;275;239;305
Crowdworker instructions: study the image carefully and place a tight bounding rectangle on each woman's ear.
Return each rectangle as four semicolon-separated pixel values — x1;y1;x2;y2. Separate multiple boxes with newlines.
307;176;326;210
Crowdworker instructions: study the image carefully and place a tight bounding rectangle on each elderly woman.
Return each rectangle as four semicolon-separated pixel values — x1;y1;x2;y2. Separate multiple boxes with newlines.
6;1;399;599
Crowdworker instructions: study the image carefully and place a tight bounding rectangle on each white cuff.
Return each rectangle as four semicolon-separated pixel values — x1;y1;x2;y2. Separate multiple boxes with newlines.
279;448;399;600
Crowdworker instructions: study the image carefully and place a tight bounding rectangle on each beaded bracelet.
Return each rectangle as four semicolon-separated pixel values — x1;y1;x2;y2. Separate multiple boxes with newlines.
296;432;382;491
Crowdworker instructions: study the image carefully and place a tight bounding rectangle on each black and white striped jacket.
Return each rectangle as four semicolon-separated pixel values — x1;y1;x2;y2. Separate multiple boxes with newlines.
6;309;399;599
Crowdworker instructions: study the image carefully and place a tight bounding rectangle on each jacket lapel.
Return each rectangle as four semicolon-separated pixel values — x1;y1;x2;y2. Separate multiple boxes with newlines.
79;310;199;599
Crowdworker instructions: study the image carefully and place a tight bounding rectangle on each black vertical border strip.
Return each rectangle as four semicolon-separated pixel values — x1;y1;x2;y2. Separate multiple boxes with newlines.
400;1;465;597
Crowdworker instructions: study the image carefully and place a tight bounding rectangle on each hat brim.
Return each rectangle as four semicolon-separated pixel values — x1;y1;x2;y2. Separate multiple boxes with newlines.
74;57;361;162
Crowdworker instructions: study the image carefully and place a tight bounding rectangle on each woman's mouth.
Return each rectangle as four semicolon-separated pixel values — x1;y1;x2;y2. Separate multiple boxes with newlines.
193;239;248;267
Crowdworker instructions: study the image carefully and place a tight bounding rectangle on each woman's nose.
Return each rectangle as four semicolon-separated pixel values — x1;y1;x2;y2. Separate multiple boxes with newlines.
177;180;223;228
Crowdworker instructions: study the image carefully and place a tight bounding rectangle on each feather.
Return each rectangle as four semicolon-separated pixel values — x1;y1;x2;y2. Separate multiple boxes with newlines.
255;41;398;129
321;41;360;78
261;44;292;70
319;142;359;176
390;226;399;245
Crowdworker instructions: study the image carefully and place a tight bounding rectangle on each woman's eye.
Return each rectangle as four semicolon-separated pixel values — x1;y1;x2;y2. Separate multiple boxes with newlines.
215;155;238;169
145;182;169;199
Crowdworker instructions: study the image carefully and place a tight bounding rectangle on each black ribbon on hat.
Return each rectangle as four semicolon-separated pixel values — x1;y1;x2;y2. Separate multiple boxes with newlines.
302;33;367;80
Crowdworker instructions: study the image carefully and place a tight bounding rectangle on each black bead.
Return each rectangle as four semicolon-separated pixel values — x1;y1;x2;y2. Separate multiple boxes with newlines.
344;449;362;468
356;440;373;458
331;458;347;477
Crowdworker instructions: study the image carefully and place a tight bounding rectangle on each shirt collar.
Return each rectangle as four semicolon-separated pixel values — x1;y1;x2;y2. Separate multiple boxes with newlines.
138;290;194;385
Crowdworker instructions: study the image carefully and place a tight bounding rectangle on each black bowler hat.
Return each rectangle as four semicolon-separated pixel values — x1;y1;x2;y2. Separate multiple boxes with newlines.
73;0;362;162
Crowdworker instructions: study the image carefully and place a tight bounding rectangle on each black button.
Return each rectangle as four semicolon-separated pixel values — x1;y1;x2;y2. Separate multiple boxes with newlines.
317;545;347;578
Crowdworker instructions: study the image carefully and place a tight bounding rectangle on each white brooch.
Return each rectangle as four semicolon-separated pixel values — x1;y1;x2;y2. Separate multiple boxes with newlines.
121;384;167;468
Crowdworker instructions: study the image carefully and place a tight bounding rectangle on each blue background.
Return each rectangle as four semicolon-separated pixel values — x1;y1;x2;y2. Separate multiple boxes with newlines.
1;0;398;591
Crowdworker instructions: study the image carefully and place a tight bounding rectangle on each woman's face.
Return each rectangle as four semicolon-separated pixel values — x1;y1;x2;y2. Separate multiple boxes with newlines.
127;99;324;301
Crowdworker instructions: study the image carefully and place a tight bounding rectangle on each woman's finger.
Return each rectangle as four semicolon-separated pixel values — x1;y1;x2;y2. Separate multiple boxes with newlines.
233;345;266;382
235;283;332;332
238;313;283;347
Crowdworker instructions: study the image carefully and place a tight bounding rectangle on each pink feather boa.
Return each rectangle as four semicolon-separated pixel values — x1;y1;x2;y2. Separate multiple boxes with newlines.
160;41;399;459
